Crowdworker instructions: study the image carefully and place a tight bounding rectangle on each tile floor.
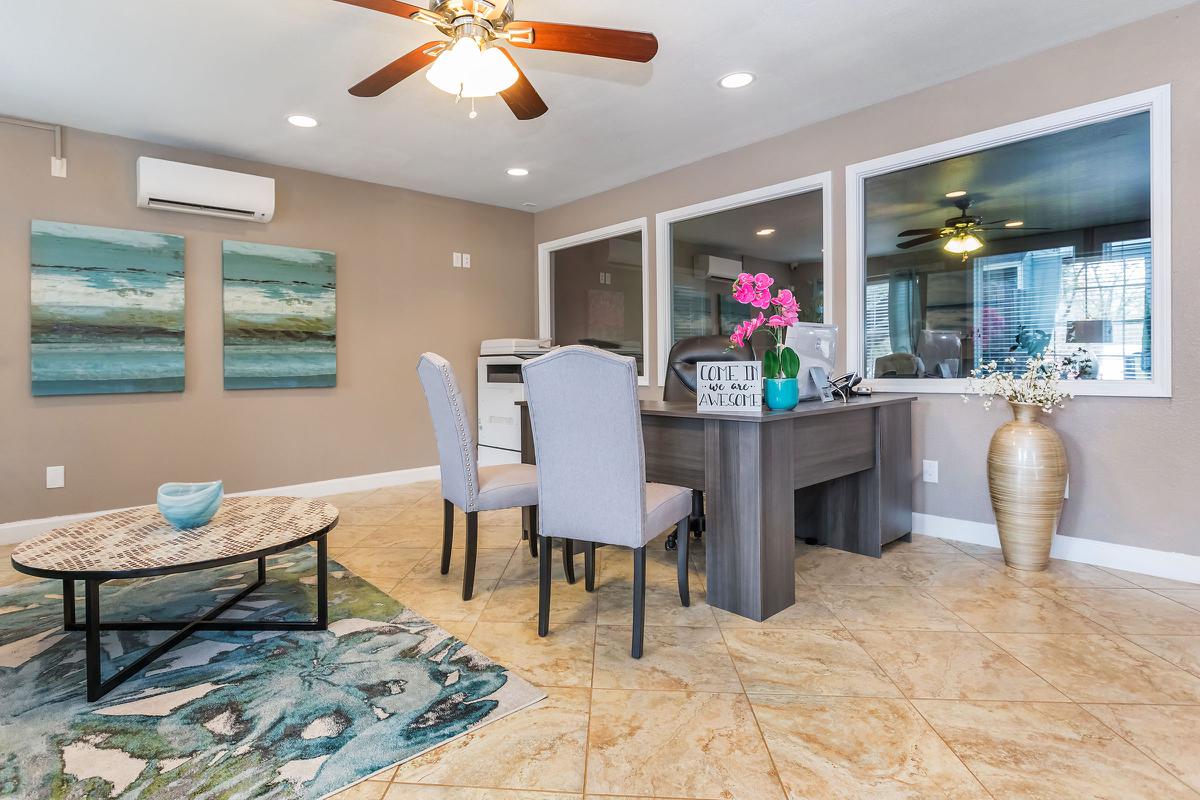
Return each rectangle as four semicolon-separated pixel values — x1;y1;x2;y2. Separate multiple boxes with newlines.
4;481;1200;799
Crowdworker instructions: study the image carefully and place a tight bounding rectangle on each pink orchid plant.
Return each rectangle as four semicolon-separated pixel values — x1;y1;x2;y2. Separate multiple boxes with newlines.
729;272;803;380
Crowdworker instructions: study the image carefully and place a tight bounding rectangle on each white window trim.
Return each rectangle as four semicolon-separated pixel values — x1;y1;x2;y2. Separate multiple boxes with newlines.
654;172;834;386
537;217;652;386
844;85;1172;398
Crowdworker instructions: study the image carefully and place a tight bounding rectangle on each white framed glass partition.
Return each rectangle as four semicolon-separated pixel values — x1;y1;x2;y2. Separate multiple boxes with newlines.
655;173;834;385
537;218;651;385
845;85;1171;397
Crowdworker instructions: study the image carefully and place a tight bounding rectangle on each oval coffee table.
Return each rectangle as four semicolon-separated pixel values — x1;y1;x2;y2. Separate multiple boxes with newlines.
10;495;338;702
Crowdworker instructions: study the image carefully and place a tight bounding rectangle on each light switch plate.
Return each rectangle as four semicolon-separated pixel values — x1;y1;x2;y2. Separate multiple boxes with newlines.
922;459;939;483
452;252;462;268
46;465;65;489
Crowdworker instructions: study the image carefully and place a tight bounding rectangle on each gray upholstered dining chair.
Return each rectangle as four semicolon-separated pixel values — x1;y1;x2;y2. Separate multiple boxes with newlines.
416;352;539;601
522;345;693;658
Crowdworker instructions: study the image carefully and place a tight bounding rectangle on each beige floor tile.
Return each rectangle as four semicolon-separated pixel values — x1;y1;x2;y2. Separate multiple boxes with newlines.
595;580;717;628
408;547;517;581
714;585;844;630
915;699;1198;800
334;548;429;581
388;789;580;800
795;546;908;585
852;630;1067;701
723;628;899;697
327;778;391;799
387;574;498;624
883;553;1025;589
818;585;975;631
1126;635;1200;679
499;543;582;583
1082;704;1200;793
452;526;524;550
327;525;378;548
1098;568;1198;590
1036;587;1200;635
881;533;964;554
426;617;477;640
336;505;408;526
354;523;443;549
974;554;1139;589
949;541;1002;558
986;632;1200;704
319;490;375;507
468;622;594;688
482;578;597;625
586;689;785;799
925;586;1104;634
751;694;989;800
596;545;704;590
1159;589;1200;612
592;625;742;692
356;486;431;507
392;687;586;793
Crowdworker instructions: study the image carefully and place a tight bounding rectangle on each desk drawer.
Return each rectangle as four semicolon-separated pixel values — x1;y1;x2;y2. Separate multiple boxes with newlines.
792;408;874;488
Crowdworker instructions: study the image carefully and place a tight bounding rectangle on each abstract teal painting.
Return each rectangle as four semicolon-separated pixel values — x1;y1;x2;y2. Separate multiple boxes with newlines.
222;241;336;390
30;221;185;396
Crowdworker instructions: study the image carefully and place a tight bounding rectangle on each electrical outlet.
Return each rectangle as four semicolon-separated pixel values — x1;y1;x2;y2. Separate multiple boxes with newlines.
452;252;462;268
50;156;67;178
46;465;65;489
462;253;471;269
922;459;939;483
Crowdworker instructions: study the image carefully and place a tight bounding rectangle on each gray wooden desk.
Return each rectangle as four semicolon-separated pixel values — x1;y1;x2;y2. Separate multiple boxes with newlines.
519;395;916;621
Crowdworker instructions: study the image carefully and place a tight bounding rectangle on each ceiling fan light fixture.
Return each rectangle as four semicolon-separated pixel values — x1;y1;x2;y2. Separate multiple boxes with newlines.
426;37;518;98
719;72;755;89
944;233;984;255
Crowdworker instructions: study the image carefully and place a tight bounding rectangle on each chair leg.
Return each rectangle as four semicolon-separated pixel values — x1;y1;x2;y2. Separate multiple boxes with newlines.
462;511;478;601
538;535;552;637
632;546;647;659
584;542;596;592
440;499;454;575
527;505;539;558
677;515;691;607
562;538;576;584
691;489;705;539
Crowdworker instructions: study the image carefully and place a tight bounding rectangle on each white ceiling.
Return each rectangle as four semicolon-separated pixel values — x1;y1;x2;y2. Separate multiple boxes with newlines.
0;0;1189;211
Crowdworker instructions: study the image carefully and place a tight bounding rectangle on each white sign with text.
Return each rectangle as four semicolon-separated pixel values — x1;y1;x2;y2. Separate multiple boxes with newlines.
696;361;762;414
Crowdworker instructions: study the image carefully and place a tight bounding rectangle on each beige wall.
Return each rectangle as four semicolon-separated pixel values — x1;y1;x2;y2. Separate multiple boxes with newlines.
2;127;535;524
534;5;1200;556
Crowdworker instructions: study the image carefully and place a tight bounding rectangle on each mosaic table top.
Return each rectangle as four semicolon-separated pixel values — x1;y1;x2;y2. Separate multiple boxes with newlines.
10;496;339;578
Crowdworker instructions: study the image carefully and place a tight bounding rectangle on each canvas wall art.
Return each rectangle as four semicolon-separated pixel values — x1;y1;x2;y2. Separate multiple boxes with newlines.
30;221;185;397
223;241;336;390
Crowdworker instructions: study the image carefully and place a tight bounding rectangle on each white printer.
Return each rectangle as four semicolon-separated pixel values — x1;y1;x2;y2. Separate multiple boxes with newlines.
477;338;555;465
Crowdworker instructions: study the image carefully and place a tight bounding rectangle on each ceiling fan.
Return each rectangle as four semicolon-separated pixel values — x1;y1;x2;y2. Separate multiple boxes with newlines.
333;0;659;120
896;196;1049;259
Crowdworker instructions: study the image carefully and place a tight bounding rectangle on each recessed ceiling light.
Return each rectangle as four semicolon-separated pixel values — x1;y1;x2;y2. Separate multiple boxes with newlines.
945;190;967;198
506;167;530;177
1005;220;1025;228
287;114;319;128
522;202;538;208
756;228;776;236
719;72;755;89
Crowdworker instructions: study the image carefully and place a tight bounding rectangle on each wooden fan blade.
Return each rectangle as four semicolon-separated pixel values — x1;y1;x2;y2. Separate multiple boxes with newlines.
498;49;549;120
897;227;944;237
505;20;658;62
332;0;430;21
349;41;444;97
896;234;945;249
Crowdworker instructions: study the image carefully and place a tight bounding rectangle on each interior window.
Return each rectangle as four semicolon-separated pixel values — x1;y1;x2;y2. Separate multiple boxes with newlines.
669;190;824;348
550;231;644;375
862;111;1153;382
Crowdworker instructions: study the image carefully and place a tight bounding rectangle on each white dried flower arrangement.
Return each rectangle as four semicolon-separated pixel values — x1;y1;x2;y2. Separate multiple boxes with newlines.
962;355;1075;413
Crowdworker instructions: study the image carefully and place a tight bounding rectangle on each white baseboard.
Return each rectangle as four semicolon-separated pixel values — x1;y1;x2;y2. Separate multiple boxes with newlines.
914;512;1200;584
0;466;440;546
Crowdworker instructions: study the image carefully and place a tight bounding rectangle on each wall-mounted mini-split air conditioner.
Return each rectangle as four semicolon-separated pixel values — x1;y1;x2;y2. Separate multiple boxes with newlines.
695;253;744;281
136;157;275;223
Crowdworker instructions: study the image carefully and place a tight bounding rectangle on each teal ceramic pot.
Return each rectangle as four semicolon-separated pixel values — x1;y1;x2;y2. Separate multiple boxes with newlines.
157;481;224;529
764;378;800;410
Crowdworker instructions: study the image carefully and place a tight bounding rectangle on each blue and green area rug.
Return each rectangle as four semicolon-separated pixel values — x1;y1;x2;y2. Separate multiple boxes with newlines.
0;549;545;799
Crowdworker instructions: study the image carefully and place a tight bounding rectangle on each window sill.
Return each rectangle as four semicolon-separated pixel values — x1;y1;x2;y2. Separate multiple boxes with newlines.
865;377;1171;399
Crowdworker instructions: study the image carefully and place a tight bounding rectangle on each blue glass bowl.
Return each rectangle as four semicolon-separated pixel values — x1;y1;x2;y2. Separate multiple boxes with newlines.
157;481;224;529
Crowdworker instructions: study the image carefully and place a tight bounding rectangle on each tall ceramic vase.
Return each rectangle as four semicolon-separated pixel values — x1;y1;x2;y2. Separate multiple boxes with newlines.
987;401;1068;571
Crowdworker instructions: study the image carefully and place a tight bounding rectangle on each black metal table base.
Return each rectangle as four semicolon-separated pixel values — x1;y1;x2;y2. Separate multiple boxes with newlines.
62;535;329;702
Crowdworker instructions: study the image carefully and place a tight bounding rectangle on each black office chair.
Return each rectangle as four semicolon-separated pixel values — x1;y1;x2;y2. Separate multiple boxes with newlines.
662;335;756;550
